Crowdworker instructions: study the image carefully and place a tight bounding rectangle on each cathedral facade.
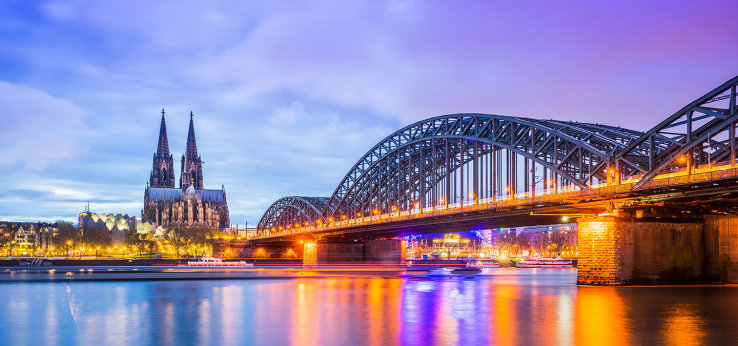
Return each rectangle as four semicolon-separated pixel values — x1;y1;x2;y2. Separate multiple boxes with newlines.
142;110;230;230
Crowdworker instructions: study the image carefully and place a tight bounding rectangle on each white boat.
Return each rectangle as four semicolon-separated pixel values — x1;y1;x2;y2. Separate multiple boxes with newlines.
469;260;500;268
186;257;253;267
516;256;572;268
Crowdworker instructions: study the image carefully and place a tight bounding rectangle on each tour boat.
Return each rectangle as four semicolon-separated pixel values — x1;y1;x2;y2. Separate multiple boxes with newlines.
516;256;572;268
469;260;500;268
186;257;253;267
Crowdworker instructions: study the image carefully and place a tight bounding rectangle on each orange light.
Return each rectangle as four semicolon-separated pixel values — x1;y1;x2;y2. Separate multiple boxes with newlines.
679;156;686;162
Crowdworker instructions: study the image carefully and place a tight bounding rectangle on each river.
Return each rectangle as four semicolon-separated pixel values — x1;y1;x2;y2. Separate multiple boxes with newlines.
1;268;737;345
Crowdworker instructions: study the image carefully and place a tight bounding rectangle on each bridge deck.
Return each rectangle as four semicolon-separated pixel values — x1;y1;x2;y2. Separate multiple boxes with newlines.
251;165;738;241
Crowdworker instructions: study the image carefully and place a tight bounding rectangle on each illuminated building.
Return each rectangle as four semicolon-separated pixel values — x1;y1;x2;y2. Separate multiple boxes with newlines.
142;110;230;229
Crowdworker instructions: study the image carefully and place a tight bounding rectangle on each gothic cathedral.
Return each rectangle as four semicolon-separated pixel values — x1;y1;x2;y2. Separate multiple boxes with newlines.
142;110;230;229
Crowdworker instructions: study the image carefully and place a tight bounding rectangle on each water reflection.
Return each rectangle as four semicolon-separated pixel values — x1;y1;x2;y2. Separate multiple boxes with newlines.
1;271;738;345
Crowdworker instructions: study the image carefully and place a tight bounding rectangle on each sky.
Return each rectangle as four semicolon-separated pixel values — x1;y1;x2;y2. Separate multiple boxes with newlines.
1;0;737;225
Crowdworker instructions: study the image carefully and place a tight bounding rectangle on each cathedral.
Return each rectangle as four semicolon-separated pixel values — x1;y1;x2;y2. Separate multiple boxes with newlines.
142;110;230;230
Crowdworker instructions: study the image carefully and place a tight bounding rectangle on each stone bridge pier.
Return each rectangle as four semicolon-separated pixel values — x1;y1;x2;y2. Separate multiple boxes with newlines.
577;215;738;285
304;239;403;265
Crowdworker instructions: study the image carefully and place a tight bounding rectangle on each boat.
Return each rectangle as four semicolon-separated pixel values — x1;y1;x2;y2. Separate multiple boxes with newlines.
469;260;500;268
516;256;572;268
451;267;483;274
186;257;253;267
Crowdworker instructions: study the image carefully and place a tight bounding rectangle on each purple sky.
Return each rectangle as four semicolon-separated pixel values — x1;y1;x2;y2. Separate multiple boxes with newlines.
1;0;737;225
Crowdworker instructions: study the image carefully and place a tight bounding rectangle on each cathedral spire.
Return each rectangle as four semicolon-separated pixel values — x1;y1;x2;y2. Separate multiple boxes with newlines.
181;111;203;190
185;111;198;159
150;108;175;188
157;108;170;156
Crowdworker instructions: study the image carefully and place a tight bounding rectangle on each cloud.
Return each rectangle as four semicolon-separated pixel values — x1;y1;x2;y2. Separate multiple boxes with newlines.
0;81;89;170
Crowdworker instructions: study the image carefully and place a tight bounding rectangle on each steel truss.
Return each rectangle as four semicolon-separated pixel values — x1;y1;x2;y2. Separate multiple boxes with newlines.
614;76;738;188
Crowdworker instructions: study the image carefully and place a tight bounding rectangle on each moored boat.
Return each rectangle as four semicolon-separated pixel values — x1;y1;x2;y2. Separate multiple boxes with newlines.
469;260;500;268
186;257;253;267
516;256;572;268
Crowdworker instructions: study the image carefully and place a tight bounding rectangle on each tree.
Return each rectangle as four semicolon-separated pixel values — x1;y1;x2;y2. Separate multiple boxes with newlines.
81;221;111;248
0;237;11;256
54;221;80;255
126;232;155;258
166;225;215;258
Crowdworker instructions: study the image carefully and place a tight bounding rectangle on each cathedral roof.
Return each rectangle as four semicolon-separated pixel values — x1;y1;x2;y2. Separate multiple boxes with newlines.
148;188;182;201
148;187;226;202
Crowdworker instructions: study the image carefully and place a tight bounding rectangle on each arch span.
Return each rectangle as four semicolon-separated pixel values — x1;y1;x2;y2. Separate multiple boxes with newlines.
257;196;328;230
322;114;643;219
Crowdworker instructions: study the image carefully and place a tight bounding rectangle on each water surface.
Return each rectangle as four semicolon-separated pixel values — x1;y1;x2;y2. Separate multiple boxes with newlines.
1;268;737;345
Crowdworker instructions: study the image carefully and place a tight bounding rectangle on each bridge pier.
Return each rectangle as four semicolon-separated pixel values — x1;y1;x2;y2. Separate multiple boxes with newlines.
312;239;403;265
577;215;738;285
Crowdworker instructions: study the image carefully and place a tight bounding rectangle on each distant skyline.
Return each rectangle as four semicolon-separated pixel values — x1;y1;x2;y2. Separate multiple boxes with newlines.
1;0;737;225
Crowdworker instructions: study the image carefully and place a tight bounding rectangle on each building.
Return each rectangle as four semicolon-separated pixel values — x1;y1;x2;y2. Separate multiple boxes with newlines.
78;212;138;246
0;221;57;249
142;110;230;229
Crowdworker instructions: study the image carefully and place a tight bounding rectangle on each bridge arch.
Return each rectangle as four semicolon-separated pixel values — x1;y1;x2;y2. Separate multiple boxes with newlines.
257;196;328;230
323;114;643;219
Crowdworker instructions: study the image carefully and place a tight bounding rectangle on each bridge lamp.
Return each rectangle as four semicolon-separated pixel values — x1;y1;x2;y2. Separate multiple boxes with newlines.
679;156;686;163
392;205;398;211
357;212;362;218
373;209;379;215
341;215;347;220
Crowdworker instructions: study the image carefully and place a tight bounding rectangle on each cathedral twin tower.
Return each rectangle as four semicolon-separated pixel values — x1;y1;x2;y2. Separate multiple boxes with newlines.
143;110;230;229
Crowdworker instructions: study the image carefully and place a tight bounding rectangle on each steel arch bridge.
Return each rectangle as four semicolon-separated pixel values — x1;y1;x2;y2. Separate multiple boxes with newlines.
257;76;738;236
